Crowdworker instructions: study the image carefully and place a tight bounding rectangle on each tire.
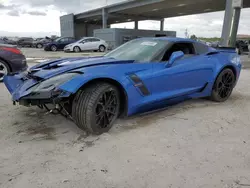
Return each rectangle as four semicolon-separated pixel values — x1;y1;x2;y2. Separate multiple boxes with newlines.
210;68;236;102
0;60;10;82
51;45;57;52
36;43;43;48
99;45;106;52
73;46;81;53
72;83;120;134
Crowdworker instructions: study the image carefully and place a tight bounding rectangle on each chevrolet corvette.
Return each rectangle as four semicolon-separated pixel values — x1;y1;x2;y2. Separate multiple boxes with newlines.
3;37;241;134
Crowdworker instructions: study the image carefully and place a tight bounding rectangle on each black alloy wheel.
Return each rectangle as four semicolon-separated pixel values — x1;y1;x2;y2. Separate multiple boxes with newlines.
72;83;120;134
95;88;119;129
210;68;235;102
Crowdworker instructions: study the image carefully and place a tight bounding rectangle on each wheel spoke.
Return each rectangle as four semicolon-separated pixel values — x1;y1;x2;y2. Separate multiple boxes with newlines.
105;109;115;115
95;88;118;129
103;92;107;105
105;112;110;124
96;114;103;125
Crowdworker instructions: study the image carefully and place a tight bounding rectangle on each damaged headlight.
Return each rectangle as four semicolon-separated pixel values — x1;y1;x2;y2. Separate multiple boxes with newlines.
29;73;79;92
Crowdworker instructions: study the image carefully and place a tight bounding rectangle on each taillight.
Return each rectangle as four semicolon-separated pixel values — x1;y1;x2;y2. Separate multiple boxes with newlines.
0;47;22;54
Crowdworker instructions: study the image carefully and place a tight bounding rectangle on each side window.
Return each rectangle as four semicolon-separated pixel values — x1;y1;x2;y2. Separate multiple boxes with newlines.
194;42;209;55
84;39;92;43
91;38;100;42
60;38;68;42
162;42;196;61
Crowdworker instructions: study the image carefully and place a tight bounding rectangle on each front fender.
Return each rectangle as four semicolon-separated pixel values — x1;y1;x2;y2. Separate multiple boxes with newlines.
57;73;144;116
58;73;129;94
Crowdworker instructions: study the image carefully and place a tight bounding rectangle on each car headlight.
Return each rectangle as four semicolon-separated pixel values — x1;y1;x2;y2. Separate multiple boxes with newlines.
28;73;79;92
231;56;241;65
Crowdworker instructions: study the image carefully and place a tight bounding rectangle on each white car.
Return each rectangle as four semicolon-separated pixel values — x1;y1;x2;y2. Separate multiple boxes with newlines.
64;37;108;53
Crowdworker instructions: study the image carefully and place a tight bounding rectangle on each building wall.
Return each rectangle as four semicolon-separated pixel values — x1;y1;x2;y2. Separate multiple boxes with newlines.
74;23;102;39
86;24;102;37
60;14;75;37
74;22;86;39
94;28;177;49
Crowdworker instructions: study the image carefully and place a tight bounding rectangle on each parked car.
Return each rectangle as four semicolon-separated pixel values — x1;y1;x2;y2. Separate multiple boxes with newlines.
34;38;43;42
64;37;108;52
236;40;249;55
44;37;75;51
17;37;34;47
1;37;17;45
0;44;27;81
211;41;220;48
33;38;53;48
0;39;7;44
3;37;241;134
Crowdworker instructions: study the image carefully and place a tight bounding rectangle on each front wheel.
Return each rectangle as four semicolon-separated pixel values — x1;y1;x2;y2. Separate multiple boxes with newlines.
37;43;43;48
51;45;57;52
210;68;236;102
72;83;120;134
73;46;81;53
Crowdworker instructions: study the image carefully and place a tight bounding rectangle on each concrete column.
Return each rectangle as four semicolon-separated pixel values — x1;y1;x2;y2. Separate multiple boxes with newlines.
230;8;242;47
220;0;233;46
102;8;108;29
135;20;139;30
160;19;164;31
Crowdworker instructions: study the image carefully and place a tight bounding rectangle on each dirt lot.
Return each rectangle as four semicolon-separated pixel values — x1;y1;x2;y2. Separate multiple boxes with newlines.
1;49;250;188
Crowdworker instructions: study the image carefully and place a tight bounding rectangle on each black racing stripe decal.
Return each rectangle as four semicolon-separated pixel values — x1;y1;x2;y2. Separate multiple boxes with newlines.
129;74;150;96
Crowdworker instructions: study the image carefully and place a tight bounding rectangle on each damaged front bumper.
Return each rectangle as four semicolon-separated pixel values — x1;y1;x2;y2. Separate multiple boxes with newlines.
3;72;74;106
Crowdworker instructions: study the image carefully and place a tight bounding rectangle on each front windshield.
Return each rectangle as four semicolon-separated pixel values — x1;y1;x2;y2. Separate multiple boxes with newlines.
105;39;168;62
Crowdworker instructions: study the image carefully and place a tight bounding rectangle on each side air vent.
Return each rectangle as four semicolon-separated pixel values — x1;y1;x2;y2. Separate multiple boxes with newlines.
129;74;150;96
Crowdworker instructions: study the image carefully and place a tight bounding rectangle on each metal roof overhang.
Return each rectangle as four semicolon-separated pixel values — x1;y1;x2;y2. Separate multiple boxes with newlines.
74;0;250;25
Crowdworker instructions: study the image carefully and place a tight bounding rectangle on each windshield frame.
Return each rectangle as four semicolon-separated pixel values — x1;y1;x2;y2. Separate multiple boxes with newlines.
105;39;169;63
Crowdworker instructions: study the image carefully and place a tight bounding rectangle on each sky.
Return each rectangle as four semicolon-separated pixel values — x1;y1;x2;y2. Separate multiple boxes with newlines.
0;0;249;38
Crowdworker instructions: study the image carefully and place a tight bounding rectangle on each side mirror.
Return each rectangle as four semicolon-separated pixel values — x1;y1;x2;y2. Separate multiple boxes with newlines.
167;51;184;67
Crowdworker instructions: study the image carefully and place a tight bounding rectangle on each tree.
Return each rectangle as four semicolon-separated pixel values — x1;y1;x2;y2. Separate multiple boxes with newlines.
190;34;197;40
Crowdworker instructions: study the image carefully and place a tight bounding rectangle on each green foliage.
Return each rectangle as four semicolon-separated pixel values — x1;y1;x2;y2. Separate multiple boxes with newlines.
198;37;221;42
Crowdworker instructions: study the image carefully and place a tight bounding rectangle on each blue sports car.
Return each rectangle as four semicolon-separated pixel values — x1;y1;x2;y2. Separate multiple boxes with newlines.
3;37;241;134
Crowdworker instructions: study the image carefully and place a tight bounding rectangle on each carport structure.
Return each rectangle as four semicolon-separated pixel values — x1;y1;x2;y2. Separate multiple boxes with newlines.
60;0;250;45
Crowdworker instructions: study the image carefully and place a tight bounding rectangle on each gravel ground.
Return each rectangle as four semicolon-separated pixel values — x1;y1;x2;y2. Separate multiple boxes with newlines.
0;50;250;188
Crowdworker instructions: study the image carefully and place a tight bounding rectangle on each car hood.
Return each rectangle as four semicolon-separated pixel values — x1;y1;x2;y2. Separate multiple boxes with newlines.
29;56;134;80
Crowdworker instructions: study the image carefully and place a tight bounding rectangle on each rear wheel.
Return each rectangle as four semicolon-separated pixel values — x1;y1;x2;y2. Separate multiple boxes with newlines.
210;68;236;102
99;45;106;52
51;45;57;52
73;46;81;53
0;60;10;82
37;43;43;48
72;83;120;134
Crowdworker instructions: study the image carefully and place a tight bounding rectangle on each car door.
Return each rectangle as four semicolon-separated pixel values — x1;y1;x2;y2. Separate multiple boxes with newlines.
57;38;69;49
90;38;102;50
79;38;93;51
146;42;215;101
